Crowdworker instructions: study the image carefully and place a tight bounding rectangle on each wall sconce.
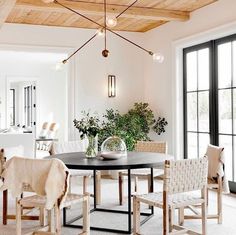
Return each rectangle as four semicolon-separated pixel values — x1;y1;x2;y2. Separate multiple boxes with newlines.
108;75;116;98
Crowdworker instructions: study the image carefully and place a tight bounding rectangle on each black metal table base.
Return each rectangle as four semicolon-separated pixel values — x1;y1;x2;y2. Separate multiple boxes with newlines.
63;168;154;234
63;207;154;234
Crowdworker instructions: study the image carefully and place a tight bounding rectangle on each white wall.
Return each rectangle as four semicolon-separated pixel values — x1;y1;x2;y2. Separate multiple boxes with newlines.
0;24;146;140
143;0;236;157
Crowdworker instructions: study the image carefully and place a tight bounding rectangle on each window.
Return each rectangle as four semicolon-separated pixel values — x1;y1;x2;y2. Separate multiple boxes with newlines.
9;89;15;126
24;86;32;127
183;34;236;192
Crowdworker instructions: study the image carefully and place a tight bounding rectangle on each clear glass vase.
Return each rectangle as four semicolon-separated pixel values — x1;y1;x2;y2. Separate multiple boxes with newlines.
85;135;98;158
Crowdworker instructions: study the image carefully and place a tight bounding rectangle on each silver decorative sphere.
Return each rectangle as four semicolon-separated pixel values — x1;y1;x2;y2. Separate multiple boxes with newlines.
101;136;127;160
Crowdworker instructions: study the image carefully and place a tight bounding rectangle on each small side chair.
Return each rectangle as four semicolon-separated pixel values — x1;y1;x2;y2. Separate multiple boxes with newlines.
180;144;228;225
118;141;167;205
133;158;208;235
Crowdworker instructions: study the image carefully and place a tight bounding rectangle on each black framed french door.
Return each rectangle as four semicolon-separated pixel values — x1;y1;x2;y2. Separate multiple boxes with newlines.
183;34;236;193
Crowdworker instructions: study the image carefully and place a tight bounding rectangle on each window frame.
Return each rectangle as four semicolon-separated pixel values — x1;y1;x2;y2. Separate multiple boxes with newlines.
183;33;236;192
183;41;214;159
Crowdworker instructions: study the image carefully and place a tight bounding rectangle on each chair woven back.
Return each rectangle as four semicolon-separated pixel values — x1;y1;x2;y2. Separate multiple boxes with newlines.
164;158;208;194
50;140;85;155
135;141;167;154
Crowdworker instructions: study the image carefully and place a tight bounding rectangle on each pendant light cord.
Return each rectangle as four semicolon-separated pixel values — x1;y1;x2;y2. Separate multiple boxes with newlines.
104;0;107;51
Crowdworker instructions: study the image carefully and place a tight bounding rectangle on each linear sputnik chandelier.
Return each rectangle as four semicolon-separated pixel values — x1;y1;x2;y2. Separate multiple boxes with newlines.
42;0;164;64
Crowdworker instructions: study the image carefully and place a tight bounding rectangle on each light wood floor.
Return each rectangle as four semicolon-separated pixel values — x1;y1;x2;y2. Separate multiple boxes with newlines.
0;178;236;234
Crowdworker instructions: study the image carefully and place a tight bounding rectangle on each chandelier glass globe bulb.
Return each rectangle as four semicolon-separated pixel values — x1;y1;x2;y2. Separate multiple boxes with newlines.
97;28;105;37
153;52;164;63
106;16;117;28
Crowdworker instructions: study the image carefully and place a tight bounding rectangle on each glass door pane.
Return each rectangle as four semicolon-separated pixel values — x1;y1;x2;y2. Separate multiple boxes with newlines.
184;45;210;160
188;133;198;159
198;48;209;90
219;135;233;181
198;91;209;132
218;42;231;88
218;89;232;134
217;40;234;186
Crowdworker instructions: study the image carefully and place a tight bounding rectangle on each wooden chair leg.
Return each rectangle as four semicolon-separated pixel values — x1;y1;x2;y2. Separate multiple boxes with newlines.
16;199;22;235
206;188;209;206
39;208;46;226
147;175;152;209
69;176;72;194
3;190;8;225
202;187;207;235
83;196;90;234
218;181;223;224
134;176;138;193
48;208;55;233
83;176;89;194
169;208;173;232
95;171;101;205
163;193;169;235
178;207;184;226
119;172;124;205
147;175;152;193
133;196;140;235
55;206;61;235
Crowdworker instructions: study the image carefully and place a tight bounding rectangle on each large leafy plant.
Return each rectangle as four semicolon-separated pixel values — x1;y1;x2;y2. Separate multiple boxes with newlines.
99;103;168;151
73;103;168;151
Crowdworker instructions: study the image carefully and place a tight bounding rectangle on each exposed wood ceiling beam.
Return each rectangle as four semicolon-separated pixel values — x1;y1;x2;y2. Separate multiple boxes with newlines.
15;0;190;22
0;0;16;27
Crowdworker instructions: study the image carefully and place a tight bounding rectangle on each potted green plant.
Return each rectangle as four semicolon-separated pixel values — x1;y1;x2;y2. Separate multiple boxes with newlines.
73;111;100;158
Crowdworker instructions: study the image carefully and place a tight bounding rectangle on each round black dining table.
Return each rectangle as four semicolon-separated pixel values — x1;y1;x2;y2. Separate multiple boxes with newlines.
50;151;173;234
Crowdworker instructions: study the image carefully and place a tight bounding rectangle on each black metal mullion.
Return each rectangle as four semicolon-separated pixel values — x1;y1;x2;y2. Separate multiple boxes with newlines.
212;40;219;146
218;133;236;136
183;49;188;159
187;131;210;134
231;42;235;182
187;89;209;93
197;51;200;158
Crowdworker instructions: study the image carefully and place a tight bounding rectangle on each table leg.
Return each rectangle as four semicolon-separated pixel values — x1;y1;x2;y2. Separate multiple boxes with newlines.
3;190;8;225
93;170;96;209
151;168;154;214
127;169;131;234
63;208;66;226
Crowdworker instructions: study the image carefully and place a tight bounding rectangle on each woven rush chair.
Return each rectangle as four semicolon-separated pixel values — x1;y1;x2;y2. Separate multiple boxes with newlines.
180;144;228;225
50;141;101;205
133;158;208;235
118;141;167;205
0;148;44;225
1;157;90;235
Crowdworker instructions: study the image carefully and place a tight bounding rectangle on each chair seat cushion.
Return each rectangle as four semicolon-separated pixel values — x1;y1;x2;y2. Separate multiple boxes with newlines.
20;193;86;208
137;192;204;208
121;168;164;177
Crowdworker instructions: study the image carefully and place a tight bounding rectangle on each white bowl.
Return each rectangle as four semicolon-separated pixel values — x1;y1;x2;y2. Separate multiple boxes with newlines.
101;151;127;160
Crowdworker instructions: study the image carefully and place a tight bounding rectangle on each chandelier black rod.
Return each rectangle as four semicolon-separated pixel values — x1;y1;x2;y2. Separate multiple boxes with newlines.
109;30;152;55
116;0;138;19
104;0;107;50
54;0;153;58
62;32;98;63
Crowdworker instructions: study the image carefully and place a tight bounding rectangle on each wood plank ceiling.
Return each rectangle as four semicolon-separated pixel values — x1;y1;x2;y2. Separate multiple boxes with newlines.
3;0;218;32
